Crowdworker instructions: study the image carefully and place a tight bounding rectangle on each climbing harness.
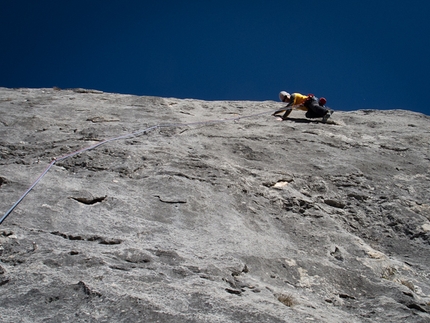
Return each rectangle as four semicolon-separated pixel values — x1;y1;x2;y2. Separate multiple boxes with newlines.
0;106;287;224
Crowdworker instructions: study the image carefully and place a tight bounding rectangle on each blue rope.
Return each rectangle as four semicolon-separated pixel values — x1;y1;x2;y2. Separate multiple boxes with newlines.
0;108;282;224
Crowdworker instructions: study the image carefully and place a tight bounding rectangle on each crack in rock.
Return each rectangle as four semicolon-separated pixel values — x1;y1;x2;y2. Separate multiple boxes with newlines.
154;195;187;204
70;196;107;205
50;231;121;245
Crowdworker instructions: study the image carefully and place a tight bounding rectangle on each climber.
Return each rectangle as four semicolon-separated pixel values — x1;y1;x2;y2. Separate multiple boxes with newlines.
274;91;333;122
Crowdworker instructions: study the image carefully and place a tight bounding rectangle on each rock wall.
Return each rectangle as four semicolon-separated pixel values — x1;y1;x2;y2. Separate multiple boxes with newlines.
0;87;429;322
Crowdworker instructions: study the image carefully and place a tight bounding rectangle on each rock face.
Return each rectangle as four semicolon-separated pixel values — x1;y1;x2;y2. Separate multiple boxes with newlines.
0;87;429;322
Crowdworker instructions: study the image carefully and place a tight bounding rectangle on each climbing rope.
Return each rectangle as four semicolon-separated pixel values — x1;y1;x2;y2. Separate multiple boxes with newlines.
0;106;290;225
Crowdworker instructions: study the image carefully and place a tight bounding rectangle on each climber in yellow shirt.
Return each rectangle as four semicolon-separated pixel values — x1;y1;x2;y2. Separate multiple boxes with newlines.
274;91;333;122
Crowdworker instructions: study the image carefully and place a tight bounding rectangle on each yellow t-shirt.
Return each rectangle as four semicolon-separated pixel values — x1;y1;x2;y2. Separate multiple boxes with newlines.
289;93;309;111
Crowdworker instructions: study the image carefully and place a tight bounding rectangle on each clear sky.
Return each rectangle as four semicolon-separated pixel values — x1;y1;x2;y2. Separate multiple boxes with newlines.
1;0;429;115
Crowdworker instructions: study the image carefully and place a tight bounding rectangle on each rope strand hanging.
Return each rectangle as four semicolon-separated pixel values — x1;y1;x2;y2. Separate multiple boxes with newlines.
1;106;289;224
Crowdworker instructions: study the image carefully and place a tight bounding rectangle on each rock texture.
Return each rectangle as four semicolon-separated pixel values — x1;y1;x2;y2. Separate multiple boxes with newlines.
0;87;429;322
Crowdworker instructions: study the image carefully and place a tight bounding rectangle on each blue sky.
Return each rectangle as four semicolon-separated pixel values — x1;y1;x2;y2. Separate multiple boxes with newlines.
1;0;429;115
